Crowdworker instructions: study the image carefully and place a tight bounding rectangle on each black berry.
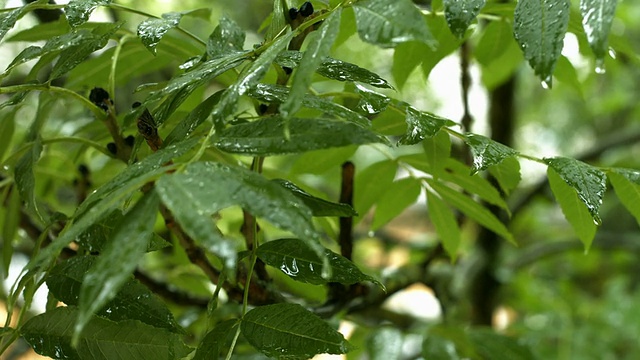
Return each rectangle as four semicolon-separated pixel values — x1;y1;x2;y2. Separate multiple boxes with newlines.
77;164;90;176
89;87;111;112
289;7;298;20
125;135;135;147
283;66;293;74
107;142;117;155
299;1;314;17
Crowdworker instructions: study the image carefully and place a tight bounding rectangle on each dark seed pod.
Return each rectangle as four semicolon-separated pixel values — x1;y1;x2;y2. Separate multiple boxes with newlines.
78;164;90;176
299;1;314;17
125;135;135;147
107;142;117;155
258;104;268;115
89;87;111;112
289;7;298;20
283;66;293;74
132;101;142;108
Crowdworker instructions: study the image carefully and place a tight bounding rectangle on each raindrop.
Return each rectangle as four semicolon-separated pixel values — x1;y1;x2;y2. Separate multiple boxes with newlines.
593;215;602;226
540;78;551;90
608;48;616;59
594;58;606;74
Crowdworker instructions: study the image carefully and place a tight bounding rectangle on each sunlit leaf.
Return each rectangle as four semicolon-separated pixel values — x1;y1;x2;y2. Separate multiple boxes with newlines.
64;0;112;28
22;307;192;360
214;116;386;156
47;256;182;333
274;179;357;217
367;327;403;360
429;180;515;244
608;169;640;227
580;0;618;68
544;156;606;225
399;106;456;145
465;133;518;174
207;14;245;59
193;320;238;360
280;10;341;119
276;51;393;88
427;189;461;261
75;191;160;340
352;0;434;48
241;303;353;358
513;0;570;87
548;168;597;249
257;238;381;287
371;177;421;230
443;0;486;38
488;156;521;195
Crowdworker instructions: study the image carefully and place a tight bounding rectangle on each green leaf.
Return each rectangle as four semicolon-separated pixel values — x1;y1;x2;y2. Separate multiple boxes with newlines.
513;0;570;87
444;0;486;38
193;320;238;360
355;84;391;115
544;156;606;225
392;42;426;90
207;14;245;59
75;191;160;341
164;90;223;146
0;7;22;43
265;0;288;42
273;179;357;217
442;159;509;213
367;327;403;360
21;306;192;360
64;0;112;28
427;189;461;261
14;138;42;221
291;146;358;175
280;10;341;119
371;177;421;230
257;238;381;286
241;303;353;359
6;17;69;42
429;180;515;244
423;130;451;175
2;188;20;276
214;116;386;156
47;256;182;333
467;328;536;360
608;169;640;227
488;156;521;195
475;20;512;66
548;168;597;249
465;134;518;174
352;0;434;48
399;106;456;145
478;25;523;89
580;0;618;68
354;160;397;221
248;83;369;127
138;12;184;55
50;22;123;80
276;51;393;88
212;31;294;122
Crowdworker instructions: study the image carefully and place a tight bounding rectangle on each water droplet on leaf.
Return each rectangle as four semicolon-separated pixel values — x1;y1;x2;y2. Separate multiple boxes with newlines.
594;58;606;74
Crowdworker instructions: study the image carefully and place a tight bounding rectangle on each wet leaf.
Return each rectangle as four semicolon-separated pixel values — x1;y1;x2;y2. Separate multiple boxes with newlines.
193;320;238;360
399;106;456;145
371;177;422;230
276;51;392;88
257;238;381;286
608;169;640;227
76;191;160;341
488;156;521;195
367;327;403;360
429;180;515;244
265;0;288;42
241;303;353;358
355;84;391;115
274;179;357;217
281;10;341;119
22;306;192;360
138;12;184;55
544;156;606;225
352;0;434;48
465;133;518;174
207;14;245;59
444;0;486;38
47;256;182;333
548;168;597;249
50;22;123;80
214;116;386;156
64;0;112;28
164;90;223;146
427;189;461;261
513;0;570;87
0;7;22;43
580;0;617;68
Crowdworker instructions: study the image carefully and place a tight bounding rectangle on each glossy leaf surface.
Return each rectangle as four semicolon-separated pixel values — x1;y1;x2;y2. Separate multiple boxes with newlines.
355;84;390;115
548;168;597;249
207;14;245;59
399;106;456;145
513;0;570;87
21;307;191;360
352;0;434;48
0;8;22;43
76;191;160;340
427;189;461;261
465;134;518;174
64;0;112;28
545;156;606;225
443;0;485;38
580;0;617;67
47;256;182;333
274;179;357;217
280;10;340;118
214;116;385;156
257;238;381;286
138;12;183;54
241;303;353;358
